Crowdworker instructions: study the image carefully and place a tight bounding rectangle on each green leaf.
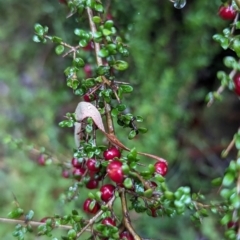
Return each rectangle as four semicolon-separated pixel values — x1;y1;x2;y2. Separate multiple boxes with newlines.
234;132;240;149
59;120;74;128
120;85;133;93
73;58;85;68
94;3;104;12
33;35;42;43
102;28;112;36
92;16;101;23
224;56;237;68
25;210;34;221
123;178;133;189
220;213;232;225
104;20;114;29
79;39;88;47
67;229;77;238
222;172;235;187
164;191;174;200
51;36;62;43
138;127;148;133
55;45;64;55
211;177;222;186
116;104;126;111
122;164;130;174
34;23;44;35
111;108;119;117
96;65;110;76
93;31;103;41
128;130;137;139
143;189;153;198
98;48;109;58
8;208;24;218
112;60;128;71
67;78;79;90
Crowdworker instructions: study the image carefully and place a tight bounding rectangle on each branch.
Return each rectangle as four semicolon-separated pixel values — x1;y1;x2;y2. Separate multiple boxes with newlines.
0;217;81;231
120;189;142;240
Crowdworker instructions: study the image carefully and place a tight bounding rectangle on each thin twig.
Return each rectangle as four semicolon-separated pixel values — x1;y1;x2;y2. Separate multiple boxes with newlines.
0;218;77;231
120;189;141;240
221;137;235;158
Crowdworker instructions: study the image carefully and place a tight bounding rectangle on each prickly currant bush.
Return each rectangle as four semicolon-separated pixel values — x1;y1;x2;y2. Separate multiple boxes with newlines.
7;1;240;240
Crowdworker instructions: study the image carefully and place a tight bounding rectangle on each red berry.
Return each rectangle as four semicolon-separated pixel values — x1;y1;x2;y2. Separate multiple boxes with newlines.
83;42;94;51
72;167;85;180
83;93;96;102
119;231;134;240
227;221;238;230
62;169;70;178
86;179;99;189
233;74;240;96
100;184;115;202
149;208;158;217
150;181;157;187
83;198;100;214
84;64;92;78
40;217;51;223
38;154;45;166
86;158;100;172
154;161;168;176
103;147;121;160
71;158;82;168
107;160;124;183
102;217;116;226
218;5;237;21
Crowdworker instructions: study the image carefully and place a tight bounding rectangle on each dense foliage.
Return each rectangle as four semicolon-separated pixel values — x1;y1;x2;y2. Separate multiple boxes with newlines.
1;0;240;239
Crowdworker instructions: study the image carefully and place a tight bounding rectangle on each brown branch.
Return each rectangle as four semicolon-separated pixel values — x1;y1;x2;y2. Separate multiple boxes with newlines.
86;7;115;136
221;137;235;158
120;189;142;240
0;217;82;231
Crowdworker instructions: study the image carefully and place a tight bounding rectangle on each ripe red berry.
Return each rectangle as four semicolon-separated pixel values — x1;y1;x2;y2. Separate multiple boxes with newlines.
103;146;121;160
72;167;85;180
107;160;124;183
218;5;237;21
227;221;238;230
38;154;45;166
119;231;134;240
100;184;115;202
233;74;240;96
154;161;168;176
149;181;158;188
149;207;158;217
84;64;92;78
71;158;82;168
40;217;51;223
102;217;116;226
83;198;100;214
86;179;99;189
86;158;100;172
62;169;70;178
83;42;94;51
83;93;96;102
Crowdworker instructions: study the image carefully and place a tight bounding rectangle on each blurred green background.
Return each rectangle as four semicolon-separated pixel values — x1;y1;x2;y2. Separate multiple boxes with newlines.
1;0;240;239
